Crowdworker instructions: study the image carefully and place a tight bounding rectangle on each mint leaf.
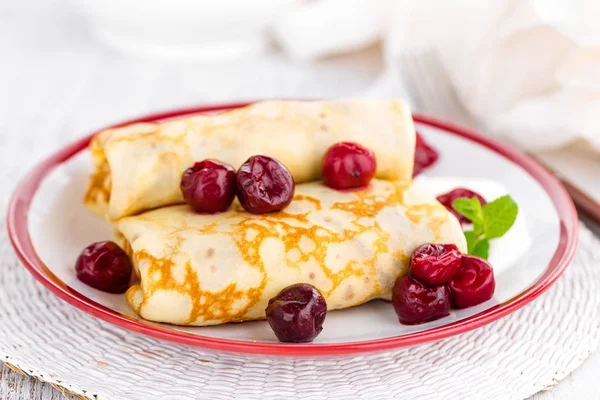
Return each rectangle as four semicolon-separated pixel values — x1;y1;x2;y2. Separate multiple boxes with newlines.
452;197;484;226
471;238;490;259
481;195;518;239
464;231;490;259
455;193;518;260
463;230;478;254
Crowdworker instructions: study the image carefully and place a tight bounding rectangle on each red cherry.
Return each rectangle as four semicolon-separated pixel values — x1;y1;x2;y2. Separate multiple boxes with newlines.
75;241;132;293
392;276;451;325
180;160;237;213
322;142;376;189
436;188;487;224
236;155;295;214
265;283;327;343
449;255;495;308
410;243;462;285
413;132;439;177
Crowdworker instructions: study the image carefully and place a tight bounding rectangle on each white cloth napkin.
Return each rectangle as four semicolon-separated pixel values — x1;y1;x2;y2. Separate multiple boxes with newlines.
272;0;600;152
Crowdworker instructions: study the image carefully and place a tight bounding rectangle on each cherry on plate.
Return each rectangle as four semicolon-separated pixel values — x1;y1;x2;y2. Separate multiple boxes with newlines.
392;276;451;325
449;255;495;308
236;155;295;214
75;241;132;293
413;132;439;177
265;283;327;343
322;142;376;189
410;243;462;285
436;188;487;224
180;159;237;213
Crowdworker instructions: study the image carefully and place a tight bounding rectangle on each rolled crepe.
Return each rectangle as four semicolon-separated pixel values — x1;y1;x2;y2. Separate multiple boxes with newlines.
117;179;466;326
85;99;415;220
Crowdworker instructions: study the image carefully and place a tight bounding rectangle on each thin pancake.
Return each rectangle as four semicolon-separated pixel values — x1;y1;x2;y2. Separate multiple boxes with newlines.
117;180;466;326
85;99;415;220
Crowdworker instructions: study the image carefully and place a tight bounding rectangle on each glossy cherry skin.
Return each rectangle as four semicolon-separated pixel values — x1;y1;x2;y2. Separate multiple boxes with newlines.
236;155;295;214
449;255;495;308
180;160;237;213
413;132;439;177
322;142;376;189
410;243;463;285
436;188;487;224
392;276;451;325
75;241;132;293
265;283;327;343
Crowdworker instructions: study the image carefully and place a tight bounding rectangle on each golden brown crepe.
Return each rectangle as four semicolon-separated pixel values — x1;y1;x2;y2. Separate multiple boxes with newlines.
117;180;466;326
85;99;415;221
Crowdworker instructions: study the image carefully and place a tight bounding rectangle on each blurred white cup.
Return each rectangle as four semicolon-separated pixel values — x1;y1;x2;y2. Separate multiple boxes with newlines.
73;0;297;60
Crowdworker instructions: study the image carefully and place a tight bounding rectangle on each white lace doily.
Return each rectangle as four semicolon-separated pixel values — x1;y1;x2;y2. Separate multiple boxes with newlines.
0;218;598;399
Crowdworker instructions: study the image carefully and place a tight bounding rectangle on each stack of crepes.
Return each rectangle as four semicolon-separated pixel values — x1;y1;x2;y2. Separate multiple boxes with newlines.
84;100;466;326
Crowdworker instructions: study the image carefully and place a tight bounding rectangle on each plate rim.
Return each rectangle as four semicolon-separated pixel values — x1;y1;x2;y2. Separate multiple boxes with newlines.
6;102;579;356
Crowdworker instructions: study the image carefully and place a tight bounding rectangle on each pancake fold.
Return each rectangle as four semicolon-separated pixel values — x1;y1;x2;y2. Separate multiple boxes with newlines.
117;180;466;326
85;99;416;221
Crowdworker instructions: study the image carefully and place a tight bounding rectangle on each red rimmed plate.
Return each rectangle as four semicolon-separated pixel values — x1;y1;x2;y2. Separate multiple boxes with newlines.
7;102;578;356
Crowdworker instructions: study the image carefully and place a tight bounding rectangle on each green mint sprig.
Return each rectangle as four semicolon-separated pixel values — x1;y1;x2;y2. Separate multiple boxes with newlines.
452;195;518;259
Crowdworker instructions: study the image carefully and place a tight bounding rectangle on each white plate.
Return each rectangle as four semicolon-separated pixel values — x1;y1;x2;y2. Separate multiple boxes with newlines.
9;107;578;355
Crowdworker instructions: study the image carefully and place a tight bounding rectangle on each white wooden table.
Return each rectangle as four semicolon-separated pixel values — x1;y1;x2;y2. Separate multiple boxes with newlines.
1;0;599;398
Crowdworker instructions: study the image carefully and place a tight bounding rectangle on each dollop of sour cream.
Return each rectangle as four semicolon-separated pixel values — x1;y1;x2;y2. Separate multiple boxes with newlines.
413;176;530;277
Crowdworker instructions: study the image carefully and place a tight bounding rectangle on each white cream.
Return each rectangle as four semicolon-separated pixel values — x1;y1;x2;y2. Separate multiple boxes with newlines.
414;176;531;277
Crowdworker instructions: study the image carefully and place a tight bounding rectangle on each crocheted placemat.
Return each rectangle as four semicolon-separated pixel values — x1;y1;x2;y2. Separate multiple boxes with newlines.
1;217;598;400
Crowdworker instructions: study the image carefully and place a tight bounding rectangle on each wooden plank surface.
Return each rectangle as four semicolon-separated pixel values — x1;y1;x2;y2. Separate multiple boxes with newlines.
0;365;64;400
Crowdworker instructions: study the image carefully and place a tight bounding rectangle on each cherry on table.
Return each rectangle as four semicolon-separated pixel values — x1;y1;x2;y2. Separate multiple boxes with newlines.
180;159;237;213
75;241;132;293
265;283;327;343
236;155;295;214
